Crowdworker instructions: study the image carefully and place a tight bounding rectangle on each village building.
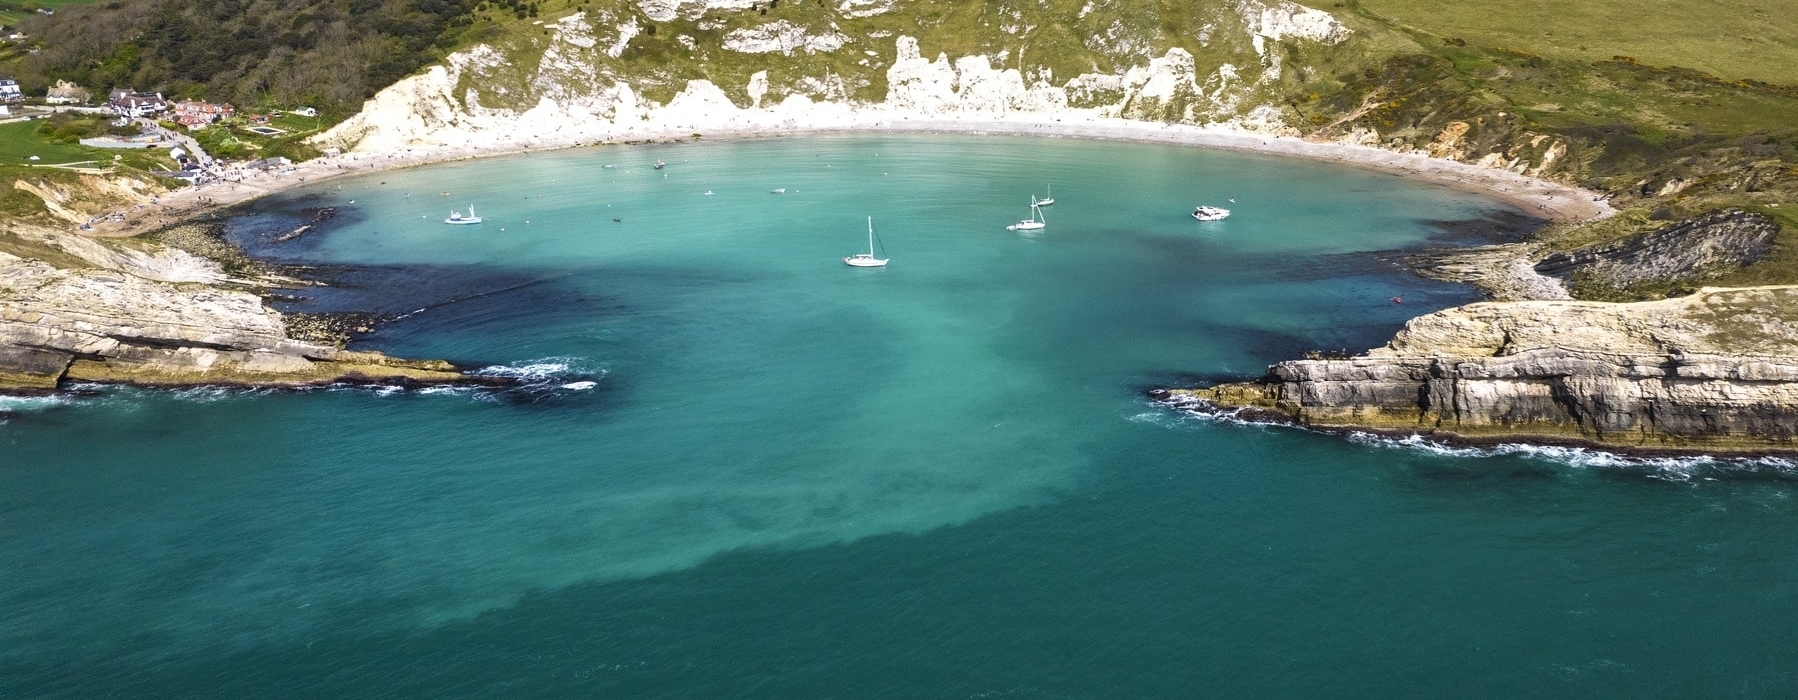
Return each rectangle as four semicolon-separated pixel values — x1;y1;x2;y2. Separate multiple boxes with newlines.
107;88;168;118
173;100;235;129
45;80;89;105
0;79;22;103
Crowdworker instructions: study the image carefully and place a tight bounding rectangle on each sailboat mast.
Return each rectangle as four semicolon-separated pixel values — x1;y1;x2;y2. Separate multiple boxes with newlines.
867;216;874;255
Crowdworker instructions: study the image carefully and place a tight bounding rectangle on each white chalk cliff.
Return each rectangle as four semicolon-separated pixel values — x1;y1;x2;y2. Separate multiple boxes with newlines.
318;1;1350;153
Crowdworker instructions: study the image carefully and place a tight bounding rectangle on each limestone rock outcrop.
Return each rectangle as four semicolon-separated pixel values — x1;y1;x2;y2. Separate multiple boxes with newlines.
0;226;463;391
1163;286;1798;452
1533;209;1779;288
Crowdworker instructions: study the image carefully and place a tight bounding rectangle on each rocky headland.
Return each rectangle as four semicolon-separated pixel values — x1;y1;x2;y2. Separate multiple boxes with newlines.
0;223;466;392
1159;286;1798;453
5;0;1791;441
0;3;1609;396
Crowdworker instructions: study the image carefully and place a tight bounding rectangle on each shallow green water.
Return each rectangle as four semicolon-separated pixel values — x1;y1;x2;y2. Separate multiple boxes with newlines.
5;136;1796;699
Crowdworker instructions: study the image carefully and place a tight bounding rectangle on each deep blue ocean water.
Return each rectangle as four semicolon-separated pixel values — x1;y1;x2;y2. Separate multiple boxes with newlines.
4;136;1797;699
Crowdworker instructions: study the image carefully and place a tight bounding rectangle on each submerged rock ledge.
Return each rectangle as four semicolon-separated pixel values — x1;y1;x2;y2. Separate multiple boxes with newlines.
1159;286;1798;453
0;225;468;393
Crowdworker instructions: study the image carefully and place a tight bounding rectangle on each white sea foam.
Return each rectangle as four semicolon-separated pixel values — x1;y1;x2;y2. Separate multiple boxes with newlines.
168;386;278;402
0;394;74;412
472;357;604;382
1358;431;1798;480
1155;396;1797;477
1148;397;1274;429
471;357;609;393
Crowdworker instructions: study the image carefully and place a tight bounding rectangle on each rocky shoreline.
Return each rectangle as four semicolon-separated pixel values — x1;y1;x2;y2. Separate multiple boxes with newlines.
1160;286;1798;454
0;221;484;394
10;106;1611;396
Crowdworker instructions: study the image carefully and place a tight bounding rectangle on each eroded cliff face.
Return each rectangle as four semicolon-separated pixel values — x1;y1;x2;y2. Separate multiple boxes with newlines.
1162;287;1798;452
1534;209;1780;291
296;0;1608;196
0;225;462;391
319;34;1300;153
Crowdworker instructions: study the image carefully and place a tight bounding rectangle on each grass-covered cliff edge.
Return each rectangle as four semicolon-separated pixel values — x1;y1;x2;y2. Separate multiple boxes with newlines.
1159;286;1798;454
1;0;1795;401
7;0;1793;289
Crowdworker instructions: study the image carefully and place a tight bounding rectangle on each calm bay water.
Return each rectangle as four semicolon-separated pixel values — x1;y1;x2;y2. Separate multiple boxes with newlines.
4;136;1796;698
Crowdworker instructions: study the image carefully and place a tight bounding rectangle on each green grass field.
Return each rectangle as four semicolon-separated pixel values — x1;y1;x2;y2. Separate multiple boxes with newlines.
0;119;176;172
1348;0;1798;84
0;118;98;164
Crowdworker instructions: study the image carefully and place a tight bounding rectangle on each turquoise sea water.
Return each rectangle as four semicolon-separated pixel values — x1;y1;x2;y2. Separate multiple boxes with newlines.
5;136;1797;699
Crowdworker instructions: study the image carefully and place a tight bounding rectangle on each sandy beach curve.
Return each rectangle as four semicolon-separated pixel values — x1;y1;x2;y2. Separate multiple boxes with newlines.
91;113;1614;239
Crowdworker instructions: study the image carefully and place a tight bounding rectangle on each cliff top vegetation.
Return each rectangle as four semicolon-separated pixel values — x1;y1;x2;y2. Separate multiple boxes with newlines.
0;0;1792;297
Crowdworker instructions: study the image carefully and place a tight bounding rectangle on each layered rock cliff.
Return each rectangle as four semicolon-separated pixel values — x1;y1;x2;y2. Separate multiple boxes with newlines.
1161;286;1798;452
1534;209;1780;293
0;224;463;391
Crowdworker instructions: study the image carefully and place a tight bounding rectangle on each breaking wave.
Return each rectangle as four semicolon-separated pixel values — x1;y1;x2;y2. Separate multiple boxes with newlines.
1151;394;1798;479
40;358;608;406
470;358;590;383
0;394;75;412
466;357;608;402
1344;432;1798;480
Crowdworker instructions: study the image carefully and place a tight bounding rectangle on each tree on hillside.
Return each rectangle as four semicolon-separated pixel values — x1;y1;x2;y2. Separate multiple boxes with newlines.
10;0;480;117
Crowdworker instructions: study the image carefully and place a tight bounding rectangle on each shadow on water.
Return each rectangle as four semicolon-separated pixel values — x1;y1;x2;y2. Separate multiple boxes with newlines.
1421;209;1547;246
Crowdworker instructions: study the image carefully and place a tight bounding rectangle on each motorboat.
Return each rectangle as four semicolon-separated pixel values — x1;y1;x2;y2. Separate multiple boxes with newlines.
1191;205;1231;221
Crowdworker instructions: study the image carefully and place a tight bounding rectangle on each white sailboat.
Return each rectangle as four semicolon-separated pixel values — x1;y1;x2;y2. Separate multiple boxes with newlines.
445;204;483;224
844;216;888;267
1036;184;1054;206
1007;200;1046;231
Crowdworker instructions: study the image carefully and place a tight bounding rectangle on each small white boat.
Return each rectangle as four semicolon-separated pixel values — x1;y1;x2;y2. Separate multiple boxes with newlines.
654;160;666;170
1191;205;1231;221
845;216;889;268
445;205;483;225
1007;200;1046;231
1036;184;1054;206
771;188;786;194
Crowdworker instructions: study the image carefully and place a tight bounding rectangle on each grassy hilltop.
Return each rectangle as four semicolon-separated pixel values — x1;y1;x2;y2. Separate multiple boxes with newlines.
1353;0;1798;85
0;0;1794;298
